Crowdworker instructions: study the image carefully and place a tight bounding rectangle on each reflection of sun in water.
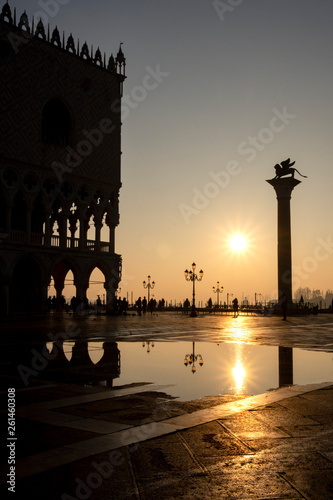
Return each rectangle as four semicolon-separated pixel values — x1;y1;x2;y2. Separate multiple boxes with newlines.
230;234;247;252
233;362;245;393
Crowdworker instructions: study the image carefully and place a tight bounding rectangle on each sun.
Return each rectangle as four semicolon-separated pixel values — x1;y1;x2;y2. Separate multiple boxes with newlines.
230;235;247;252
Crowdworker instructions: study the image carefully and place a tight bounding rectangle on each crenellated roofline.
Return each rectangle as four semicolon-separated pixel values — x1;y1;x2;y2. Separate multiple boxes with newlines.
0;1;126;78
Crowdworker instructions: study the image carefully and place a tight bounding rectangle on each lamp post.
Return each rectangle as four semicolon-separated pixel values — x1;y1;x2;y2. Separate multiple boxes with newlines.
184;262;203;317
142;341;154;353
143;275;155;303
213;282;223;308
184;342;203;374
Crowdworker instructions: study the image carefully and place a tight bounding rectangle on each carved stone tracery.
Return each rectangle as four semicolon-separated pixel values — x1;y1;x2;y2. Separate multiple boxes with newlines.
0;2;125;76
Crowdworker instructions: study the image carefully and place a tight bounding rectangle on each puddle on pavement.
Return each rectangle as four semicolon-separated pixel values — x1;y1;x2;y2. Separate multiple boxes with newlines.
46;341;333;401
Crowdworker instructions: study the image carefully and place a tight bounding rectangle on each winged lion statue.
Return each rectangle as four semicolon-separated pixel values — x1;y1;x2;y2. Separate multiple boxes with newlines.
273;159;307;179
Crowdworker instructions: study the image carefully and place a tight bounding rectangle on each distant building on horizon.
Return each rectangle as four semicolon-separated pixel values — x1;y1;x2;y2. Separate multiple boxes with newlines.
0;2;126;314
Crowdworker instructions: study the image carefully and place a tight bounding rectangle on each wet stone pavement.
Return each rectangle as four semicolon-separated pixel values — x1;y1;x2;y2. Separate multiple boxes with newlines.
1;312;333;499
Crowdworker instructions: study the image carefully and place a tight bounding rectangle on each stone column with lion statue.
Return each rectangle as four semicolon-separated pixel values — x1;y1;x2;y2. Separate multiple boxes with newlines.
266;159;307;317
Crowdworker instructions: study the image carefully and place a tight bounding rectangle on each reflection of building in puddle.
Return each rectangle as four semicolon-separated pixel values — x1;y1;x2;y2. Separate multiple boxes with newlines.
184;342;204;374
18;340;121;387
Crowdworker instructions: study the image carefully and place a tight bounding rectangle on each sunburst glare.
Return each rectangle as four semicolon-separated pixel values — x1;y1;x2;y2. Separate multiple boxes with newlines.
233;361;246;393
230;234;247;252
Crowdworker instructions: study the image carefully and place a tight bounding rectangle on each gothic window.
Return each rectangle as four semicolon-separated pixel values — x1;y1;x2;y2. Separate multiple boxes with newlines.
41;98;71;146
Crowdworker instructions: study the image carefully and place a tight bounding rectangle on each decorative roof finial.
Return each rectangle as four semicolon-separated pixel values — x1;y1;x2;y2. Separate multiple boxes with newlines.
0;1;13;23
116;42;125;63
0;2;125;77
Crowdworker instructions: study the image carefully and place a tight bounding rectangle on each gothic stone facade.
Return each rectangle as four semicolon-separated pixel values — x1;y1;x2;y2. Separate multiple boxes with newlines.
0;2;126;314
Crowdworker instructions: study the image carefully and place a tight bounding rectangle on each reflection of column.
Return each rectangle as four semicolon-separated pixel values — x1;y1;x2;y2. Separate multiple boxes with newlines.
70;341;93;367
266;178;301;309
95;342;121;385
48;341;71;368
279;346;293;387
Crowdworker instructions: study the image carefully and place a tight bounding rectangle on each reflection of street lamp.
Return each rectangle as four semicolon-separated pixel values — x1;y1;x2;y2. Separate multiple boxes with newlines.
142;341;155;353
143;275;155;302
213;282;223;308
184;342;203;373
184;263;203;317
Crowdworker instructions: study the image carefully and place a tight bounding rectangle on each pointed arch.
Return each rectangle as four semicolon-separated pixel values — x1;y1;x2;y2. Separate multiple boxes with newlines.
51;257;80;286
85;261;110;304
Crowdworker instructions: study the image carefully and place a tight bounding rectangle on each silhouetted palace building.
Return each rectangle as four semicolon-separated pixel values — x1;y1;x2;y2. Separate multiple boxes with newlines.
0;2;125;315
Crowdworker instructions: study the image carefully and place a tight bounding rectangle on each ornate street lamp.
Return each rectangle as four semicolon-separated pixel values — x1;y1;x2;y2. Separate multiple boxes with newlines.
142;341;154;353
213;281;223;308
184;342;203;374
184;262;203;317
143;275;155;302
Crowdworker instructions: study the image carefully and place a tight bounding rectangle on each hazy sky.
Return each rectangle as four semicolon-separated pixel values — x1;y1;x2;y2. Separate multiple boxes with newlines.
11;0;333;304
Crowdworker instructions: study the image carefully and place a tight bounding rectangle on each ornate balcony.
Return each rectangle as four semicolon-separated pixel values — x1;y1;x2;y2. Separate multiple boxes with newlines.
5;230;112;253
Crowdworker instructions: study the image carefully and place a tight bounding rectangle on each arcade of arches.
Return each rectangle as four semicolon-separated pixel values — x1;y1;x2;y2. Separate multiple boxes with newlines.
0;177;122;315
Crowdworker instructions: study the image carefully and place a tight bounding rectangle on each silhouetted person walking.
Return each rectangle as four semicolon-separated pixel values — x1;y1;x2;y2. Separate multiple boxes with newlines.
96;295;102;315
232;297;239;318
142;296;147;314
136;297;142;316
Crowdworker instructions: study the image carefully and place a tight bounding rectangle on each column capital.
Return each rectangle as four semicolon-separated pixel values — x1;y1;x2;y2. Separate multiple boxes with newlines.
266;177;301;199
